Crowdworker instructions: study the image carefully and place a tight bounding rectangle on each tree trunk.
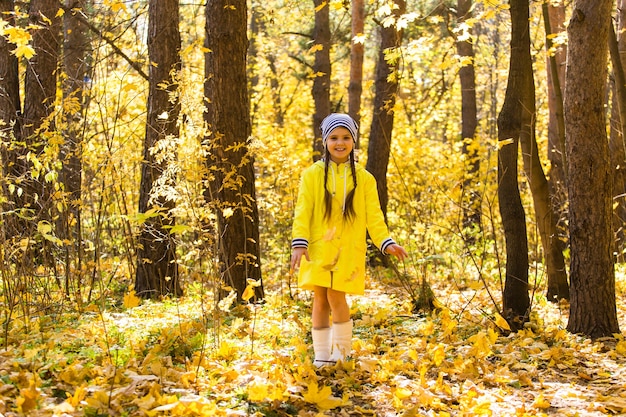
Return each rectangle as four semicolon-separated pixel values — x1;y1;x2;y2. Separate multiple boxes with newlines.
22;0;61;217
545;2;567;190
348;0;365;147
543;2;571;301
496;0;530;330
59;0;91;296
0;0;23;240
565;2;620;338
365;0;406;218
135;0;182;298
205;0;264;302
456;0;480;235
312;0;331;160
511;4;569;303
609;2;626;262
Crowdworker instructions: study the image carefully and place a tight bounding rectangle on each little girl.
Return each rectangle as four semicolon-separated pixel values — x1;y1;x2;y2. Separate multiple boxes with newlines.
291;113;408;367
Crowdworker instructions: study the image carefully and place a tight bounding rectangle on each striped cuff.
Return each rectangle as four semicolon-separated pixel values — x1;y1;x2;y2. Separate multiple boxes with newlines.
292;238;309;249
380;238;395;254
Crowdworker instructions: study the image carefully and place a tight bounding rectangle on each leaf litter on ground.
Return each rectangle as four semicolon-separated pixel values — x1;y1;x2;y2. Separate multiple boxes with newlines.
0;269;625;416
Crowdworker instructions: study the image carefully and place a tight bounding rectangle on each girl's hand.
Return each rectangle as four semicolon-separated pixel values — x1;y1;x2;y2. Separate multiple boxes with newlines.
386;244;408;261
291;247;310;272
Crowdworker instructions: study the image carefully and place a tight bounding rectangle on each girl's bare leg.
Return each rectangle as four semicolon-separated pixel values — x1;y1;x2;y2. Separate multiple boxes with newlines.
326;288;349;323
312;286;331;328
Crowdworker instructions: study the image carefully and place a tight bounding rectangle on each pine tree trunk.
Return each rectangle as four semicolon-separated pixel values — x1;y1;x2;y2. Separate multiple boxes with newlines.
565;1;620;338
20;0;61;265
59;0;91;296
365;0;406;217
135;0;182;298
205;0;264;302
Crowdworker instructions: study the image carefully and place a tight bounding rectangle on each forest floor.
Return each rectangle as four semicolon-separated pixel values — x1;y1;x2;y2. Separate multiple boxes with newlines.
1;268;625;417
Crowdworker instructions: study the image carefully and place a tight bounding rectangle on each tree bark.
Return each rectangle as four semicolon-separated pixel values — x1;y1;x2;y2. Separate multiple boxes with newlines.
205;0;264;302
496;0;530;330
348;0;365;147
135;0;182;298
541;2;570;302
0;0;23;240
59;0;91;296
565;2;620;338
312;0;331;160
21;0;61;228
365;0;406;218
456;0;480;234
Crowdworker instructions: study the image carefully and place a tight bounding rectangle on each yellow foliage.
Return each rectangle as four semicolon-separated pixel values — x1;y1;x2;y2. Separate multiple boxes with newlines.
16;377;39;414
123;287;141;309
302;381;345;410
532;393;552;409
494;312;511;331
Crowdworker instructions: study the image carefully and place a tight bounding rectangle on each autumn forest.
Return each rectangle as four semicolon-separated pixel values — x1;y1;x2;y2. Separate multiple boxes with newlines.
0;0;625;415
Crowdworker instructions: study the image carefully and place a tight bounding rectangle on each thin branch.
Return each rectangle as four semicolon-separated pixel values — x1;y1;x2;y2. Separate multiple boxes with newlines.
58;1;149;81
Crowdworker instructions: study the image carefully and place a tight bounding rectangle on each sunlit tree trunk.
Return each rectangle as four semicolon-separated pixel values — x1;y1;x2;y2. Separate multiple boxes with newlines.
509;4;568;304
496;0;530;330
205;0;264;302
542;2;570;301
0;0;23;240
348;0;364;146
135;0;182;298
365;0;405;218
456;0;480;235
565;1;620;338
609;1;626;262
59;0;91;297
312;0;331;160
545;2;567;205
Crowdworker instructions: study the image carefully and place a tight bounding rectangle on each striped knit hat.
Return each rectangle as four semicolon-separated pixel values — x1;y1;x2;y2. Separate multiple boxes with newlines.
320;113;358;146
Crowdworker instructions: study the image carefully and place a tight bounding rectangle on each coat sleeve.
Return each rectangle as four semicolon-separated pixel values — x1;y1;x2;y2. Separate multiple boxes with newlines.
363;172;396;254
291;168;315;249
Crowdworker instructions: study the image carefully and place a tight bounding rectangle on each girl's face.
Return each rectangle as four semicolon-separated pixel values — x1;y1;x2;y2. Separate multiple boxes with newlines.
326;127;354;163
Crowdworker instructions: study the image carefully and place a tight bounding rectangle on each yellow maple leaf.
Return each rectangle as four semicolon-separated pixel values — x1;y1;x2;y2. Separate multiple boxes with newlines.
532;393;551;409
105;0;127;13
3;26;32;46
247;379;269;402
242;278;261;302
123;287;141;309
302;381;343;410
494;312;511;331
467;331;493;358
430;343;446;366
13;44;36;59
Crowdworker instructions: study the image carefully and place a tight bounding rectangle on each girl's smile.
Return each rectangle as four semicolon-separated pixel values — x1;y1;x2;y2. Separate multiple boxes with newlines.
326;127;354;163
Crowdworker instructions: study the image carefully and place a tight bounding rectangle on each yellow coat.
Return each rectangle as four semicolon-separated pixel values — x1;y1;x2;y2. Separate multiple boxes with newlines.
292;160;395;295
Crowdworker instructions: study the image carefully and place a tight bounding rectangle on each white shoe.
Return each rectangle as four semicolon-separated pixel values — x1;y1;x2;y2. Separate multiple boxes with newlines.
329;320;353;363
312;327;332;367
